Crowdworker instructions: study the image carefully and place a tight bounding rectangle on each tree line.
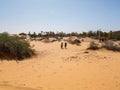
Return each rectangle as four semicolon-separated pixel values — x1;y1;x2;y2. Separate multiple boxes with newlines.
19;30;120;40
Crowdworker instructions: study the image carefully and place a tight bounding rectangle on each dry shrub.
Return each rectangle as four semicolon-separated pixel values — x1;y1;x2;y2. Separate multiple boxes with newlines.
102;41;120;52
88;41;99;50
68;39;81;45
88;41;120;52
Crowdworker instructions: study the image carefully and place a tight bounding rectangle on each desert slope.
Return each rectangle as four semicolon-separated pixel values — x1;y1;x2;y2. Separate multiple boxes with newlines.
0;41;120;90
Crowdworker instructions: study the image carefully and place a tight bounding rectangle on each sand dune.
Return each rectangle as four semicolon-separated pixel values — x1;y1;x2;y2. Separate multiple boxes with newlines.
0;40;120;90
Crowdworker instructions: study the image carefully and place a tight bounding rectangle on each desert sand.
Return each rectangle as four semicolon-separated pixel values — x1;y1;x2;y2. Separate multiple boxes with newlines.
0;40;120;90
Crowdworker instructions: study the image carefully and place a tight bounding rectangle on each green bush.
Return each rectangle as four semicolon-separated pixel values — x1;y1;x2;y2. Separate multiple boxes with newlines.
102;41;120;51
88;41;99;50
0;33;35;60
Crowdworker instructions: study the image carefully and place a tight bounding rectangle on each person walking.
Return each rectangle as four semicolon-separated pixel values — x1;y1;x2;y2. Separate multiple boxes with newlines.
64;42;67;49
61;42;63;49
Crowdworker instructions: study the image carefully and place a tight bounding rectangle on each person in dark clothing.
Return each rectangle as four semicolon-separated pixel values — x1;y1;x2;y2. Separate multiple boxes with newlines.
64;42;67;49
61;42;63;49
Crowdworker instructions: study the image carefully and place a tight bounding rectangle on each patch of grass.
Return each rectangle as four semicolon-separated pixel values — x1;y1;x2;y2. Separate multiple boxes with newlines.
87;41;99;50
0;33;35;60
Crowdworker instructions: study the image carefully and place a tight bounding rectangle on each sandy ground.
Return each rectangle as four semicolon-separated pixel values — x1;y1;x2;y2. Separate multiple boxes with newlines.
0;40;120;90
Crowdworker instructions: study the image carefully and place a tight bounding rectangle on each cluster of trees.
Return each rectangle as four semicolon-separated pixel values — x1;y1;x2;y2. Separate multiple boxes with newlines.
19;30;120;40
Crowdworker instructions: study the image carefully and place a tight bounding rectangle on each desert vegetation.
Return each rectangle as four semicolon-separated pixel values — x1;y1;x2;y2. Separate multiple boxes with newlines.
87;41;99;50
68;39;81;45
102;41;120;52
0;33;35;60
88;41;120;52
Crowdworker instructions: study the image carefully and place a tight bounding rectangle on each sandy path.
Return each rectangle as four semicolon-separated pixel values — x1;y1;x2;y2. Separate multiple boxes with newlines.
0;41;120;90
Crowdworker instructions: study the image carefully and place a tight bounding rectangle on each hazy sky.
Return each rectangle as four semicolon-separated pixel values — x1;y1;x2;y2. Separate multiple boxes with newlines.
0;0;120;34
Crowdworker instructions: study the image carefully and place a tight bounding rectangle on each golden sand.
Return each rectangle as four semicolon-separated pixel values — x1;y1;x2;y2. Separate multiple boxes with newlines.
0;40;120;90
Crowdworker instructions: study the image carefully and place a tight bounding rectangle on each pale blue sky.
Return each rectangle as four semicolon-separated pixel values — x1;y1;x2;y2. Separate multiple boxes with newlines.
0;0;120;34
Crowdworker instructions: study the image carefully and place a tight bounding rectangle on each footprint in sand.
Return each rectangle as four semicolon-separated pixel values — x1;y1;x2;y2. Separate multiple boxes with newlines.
37;86;43;90
51;61;55;64
59;66;63;68
21;84;26;86
115;82;120;87
53;72;57;74
101;83;105;86
64;56;81;62
1;81;9;84
69;68;72;71
83;86;88;88
38;75;41;78
0;69;2;72
114;76;119;79
88;61;92;63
